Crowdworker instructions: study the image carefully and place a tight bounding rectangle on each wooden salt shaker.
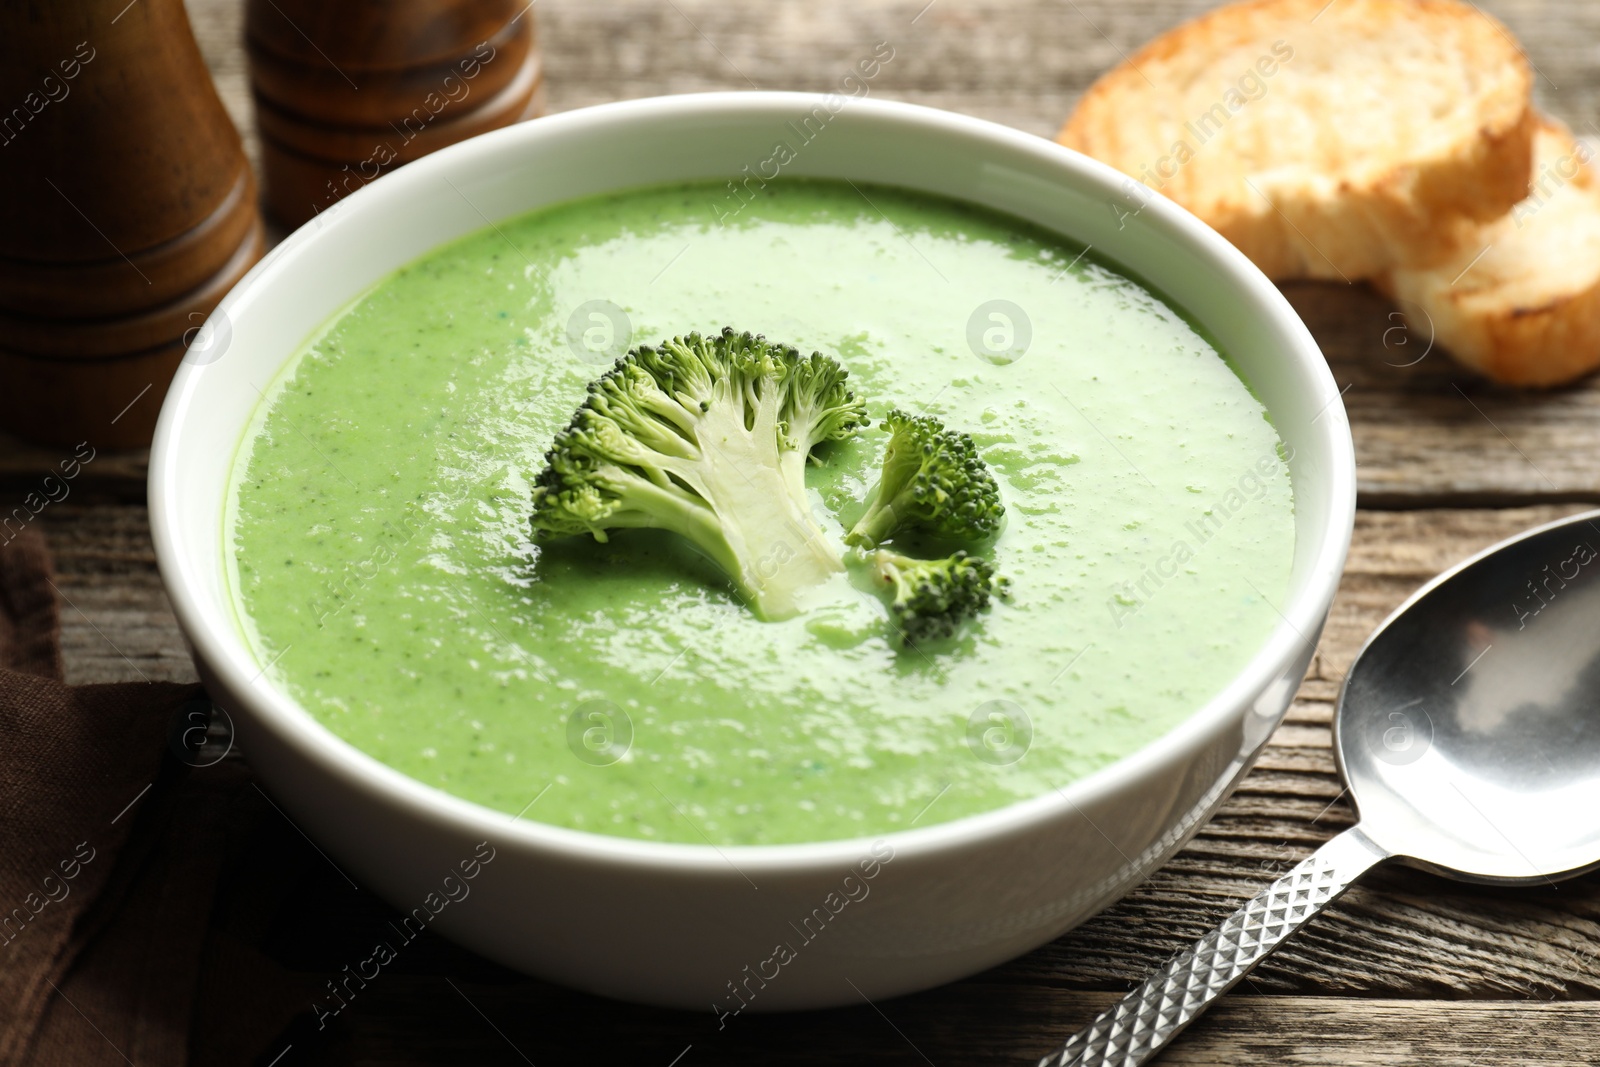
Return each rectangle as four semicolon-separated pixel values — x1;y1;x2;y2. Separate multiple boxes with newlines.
0;0;263;449
246;0;545;226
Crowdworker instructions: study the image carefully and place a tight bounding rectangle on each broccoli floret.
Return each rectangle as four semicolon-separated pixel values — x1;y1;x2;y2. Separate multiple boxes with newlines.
845;409;1003;548
871;549;1006;647
530;328;868;619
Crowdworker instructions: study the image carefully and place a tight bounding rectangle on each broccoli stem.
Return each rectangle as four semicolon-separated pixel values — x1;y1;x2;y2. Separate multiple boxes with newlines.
847;492;907;550
680;393;843;618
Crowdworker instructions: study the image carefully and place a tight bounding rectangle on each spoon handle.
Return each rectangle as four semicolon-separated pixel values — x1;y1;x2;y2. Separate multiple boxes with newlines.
1038;825;1389;1067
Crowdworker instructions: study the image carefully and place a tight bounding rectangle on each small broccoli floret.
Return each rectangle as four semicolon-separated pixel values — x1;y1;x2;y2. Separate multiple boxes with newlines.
845;409;1003;548
530;328;868;619
871;549;1005;647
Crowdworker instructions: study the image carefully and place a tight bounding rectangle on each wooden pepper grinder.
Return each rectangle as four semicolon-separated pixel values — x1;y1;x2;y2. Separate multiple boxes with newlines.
0;0;264;449
246;0;545;226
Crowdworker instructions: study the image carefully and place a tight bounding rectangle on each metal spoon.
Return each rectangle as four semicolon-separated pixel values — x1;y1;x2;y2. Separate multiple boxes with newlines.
1040;508;1600;1067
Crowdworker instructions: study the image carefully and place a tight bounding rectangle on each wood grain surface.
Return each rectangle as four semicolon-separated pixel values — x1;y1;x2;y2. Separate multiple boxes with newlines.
8;1;1600;1063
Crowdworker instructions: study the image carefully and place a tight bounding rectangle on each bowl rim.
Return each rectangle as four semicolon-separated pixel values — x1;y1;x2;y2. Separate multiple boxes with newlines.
150;90;1356;874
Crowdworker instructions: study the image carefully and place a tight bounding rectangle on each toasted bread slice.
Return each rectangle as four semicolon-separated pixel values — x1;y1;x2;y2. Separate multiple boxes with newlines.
1058;0;1534;282
1379;118;1600;386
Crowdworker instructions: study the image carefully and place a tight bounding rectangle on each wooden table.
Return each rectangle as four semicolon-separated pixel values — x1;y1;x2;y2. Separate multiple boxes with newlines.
8;1;1600;1062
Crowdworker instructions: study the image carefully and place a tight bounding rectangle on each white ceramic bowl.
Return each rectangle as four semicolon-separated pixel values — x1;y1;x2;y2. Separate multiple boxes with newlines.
151;92;1355;1012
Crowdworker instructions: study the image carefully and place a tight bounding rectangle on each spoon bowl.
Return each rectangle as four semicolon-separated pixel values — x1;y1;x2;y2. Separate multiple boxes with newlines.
1337;508;1600;885
1042;508;1600;1067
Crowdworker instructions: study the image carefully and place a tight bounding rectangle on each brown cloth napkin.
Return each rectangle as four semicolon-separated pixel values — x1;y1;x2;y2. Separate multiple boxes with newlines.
0;529;309;1067
0;526;199;1064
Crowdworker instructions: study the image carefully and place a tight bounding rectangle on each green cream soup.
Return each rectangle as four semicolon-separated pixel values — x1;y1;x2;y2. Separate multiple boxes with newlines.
229;179;1295;846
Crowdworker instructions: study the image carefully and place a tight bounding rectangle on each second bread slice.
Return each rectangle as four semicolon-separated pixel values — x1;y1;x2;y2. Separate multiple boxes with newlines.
1380;118;1600;387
